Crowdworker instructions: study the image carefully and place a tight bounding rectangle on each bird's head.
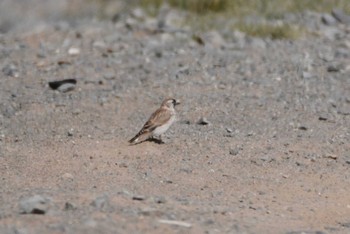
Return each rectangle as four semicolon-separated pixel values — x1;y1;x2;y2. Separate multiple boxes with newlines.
162;98;180;108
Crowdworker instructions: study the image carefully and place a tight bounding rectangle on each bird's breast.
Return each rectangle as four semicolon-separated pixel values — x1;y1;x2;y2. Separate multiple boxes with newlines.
153;115;176;136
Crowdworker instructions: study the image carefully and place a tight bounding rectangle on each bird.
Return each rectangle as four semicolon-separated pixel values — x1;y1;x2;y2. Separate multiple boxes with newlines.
129;98;180;144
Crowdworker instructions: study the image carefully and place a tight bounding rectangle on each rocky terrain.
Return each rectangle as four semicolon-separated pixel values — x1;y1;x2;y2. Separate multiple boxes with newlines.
0;1;350;233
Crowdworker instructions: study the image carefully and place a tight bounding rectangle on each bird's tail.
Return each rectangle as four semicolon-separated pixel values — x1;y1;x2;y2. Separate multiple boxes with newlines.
129;130;150;144
128;135;139;144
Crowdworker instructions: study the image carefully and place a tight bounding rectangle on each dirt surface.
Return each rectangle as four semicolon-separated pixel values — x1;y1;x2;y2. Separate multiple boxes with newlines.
0;2;350;234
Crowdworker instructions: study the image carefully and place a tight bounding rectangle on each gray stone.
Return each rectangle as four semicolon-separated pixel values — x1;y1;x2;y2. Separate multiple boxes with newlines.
103;72;115;80
19;195;50;215
335;48;350;58
197;117;211;125
2;64;19;77
332;8;350;25
91;195;113;211
57;83;76;93
321;13;337;26
64;202;76;211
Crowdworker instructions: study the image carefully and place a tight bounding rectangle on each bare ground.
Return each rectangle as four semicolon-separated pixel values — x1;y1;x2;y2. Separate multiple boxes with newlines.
0;4;350;234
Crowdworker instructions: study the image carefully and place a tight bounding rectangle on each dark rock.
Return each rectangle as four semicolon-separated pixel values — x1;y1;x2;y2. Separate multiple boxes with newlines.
48;79;77;92
103;72;115;80
197;117;210;125
335;48;350;58
64;202;76;211
321;14;337;26
340;222;350;228
298;126;308;131
327;64;342;72
19;195;50;215
57;83;76;93
153;196;166;204
332;9;350;25
132;195;146;201
229;148;240;156
67;128;74;137
180;120;191;125
2;64;19;77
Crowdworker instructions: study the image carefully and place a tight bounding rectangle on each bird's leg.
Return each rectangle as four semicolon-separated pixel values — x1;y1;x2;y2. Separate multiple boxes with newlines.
158;135;164;144
150;135;164;144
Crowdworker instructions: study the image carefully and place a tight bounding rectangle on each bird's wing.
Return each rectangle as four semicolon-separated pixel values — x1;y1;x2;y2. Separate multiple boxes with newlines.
141;107;172;132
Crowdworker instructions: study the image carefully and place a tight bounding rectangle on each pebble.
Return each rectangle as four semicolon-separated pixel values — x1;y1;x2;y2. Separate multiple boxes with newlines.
132;195;146;201
321;13;337;26
153;196;166;204
93;41;107;49
158;219;192;228
326;154;337;160
197;117;211;125
91;195;111;211
298;126;308;131
332;8;350;25
19;195;50;215
57;83;76;93
68;47;80;56
62;173;74;180
229;148;240;156
67;128;74;137
2;64;19;77
48;79;77;92
64;202;76;211
327;64;342;72
103;72;115;80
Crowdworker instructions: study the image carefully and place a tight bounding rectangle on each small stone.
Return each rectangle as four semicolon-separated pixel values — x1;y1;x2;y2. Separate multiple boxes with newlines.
64;202;76;211
203;31;226;48
335;48;350;58
49;79;77;92
332;8;350;25
226;128;233;133
197;117;210;125
326;154;337;160
132;195;146;201
2;64;19;77
180;120;191;125
318;116;327;121
321;13;337;26
19;195;50;215
229;148;240;156
93;41;106;49
62;173;74;180
302;71;312;79
298;126;308;131
68;47;80;56
327;64;342;72
67;128;74;137
91;195;111;211
57;83;76;93
131;8;145;20
153;196;166;204
12;227;28;234
103;72;115;80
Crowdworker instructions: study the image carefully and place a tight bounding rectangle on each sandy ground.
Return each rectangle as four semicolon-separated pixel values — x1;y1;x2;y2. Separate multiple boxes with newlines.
0;2;350;234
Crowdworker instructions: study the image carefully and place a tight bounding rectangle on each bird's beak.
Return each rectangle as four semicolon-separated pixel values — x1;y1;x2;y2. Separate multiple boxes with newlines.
175;100;181;105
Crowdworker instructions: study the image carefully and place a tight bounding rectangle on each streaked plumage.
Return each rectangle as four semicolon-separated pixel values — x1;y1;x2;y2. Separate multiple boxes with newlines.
129;98;180;144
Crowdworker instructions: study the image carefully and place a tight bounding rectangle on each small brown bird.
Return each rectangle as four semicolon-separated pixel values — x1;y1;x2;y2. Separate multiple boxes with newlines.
129;98;180;144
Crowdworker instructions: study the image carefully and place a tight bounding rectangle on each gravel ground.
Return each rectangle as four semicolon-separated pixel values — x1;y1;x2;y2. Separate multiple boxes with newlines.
0;1;350;234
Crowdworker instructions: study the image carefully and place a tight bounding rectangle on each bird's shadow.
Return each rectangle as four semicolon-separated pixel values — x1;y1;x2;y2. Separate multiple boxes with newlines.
129;138;164;146
148;138;165;144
